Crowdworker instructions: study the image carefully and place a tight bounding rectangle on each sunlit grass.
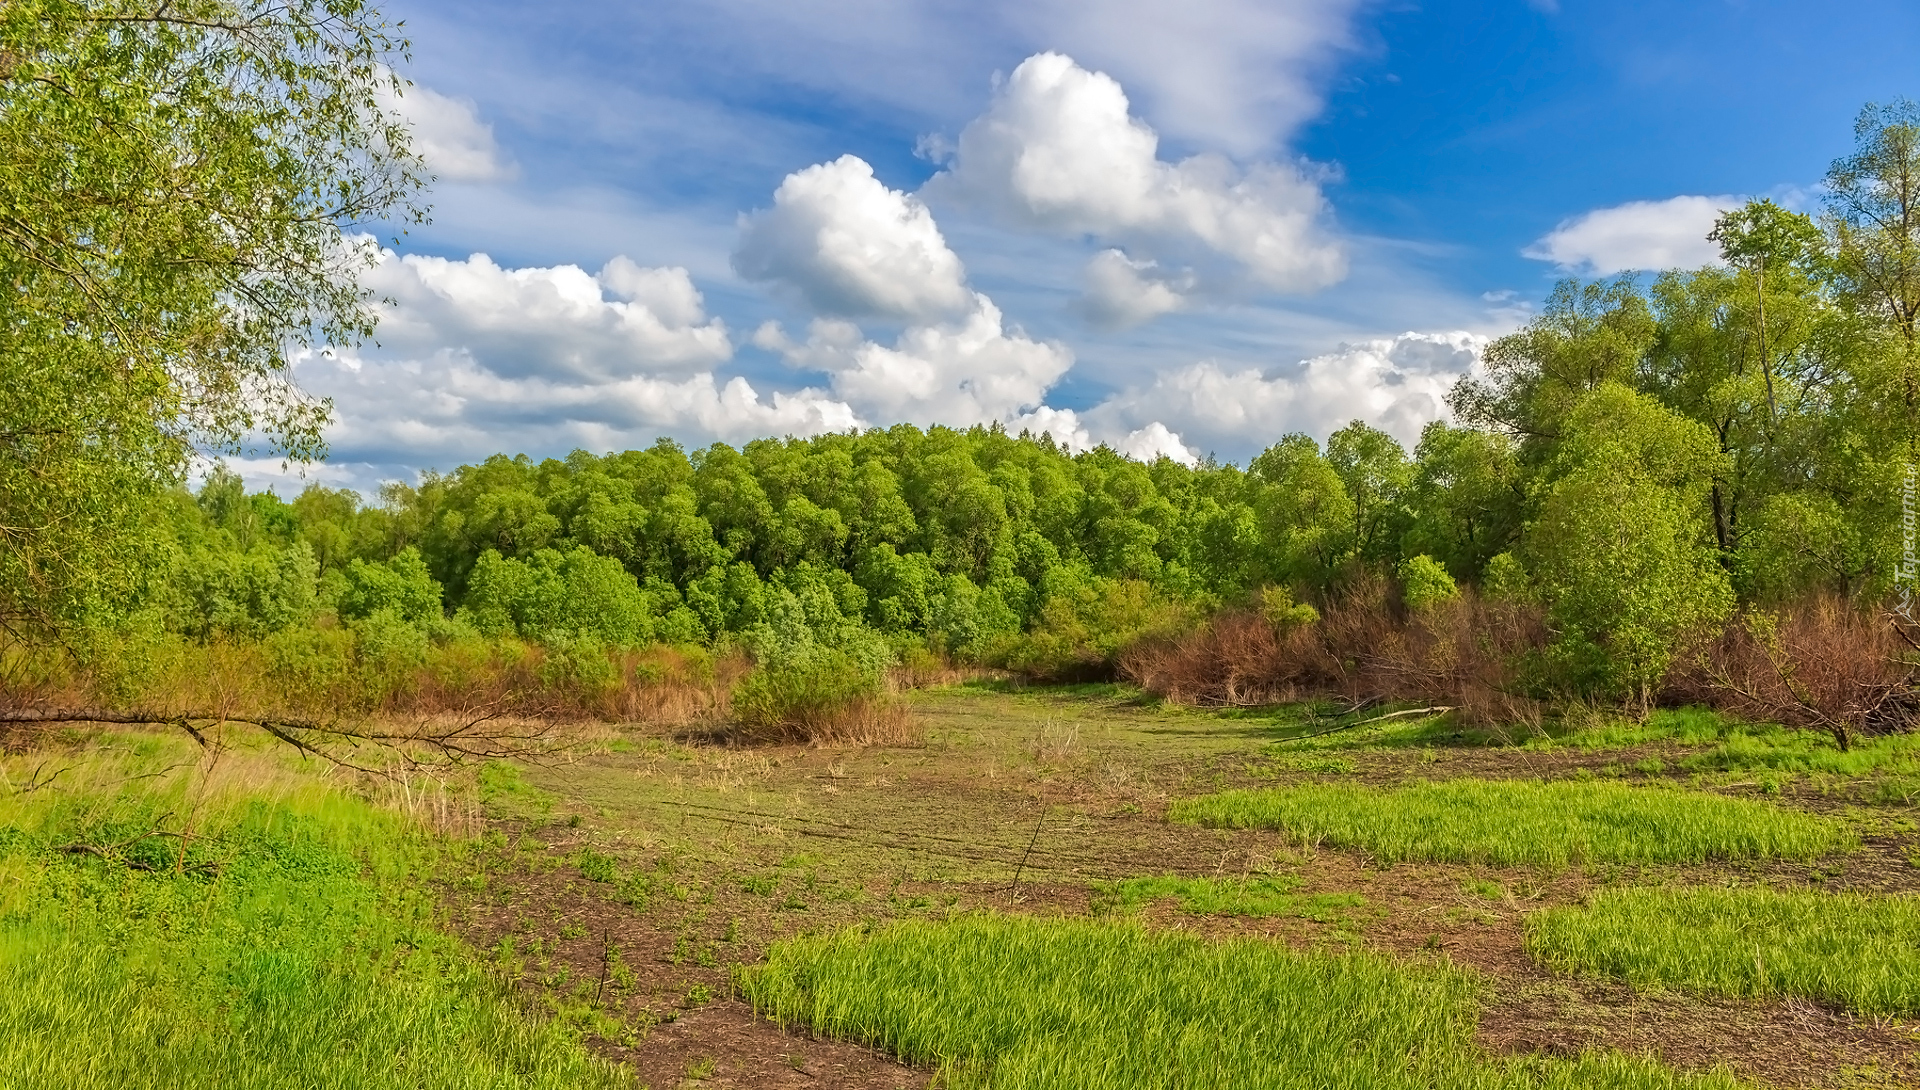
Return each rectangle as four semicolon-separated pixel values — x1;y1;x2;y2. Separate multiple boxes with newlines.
1526;886;1920;1017
1561;706;1920;775
741;915;1745;1089
0;737;628;1090
1169;779;1854;866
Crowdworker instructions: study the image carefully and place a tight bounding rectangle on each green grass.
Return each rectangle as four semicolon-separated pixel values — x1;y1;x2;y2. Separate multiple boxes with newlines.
1556;707;1920;776
1526;886;1920;1017
1092;874;1365;921
1170;779;1854;866
0;740;628;1090
740;915;1744;1089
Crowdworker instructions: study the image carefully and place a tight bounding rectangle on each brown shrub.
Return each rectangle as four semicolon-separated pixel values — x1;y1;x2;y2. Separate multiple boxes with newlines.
1668;597;1918;750
727;691;919;748
1120;583;1551;730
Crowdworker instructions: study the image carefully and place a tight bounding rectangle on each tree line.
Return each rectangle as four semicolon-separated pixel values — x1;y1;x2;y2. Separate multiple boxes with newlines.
0;0;1914;726
168;100;1920;709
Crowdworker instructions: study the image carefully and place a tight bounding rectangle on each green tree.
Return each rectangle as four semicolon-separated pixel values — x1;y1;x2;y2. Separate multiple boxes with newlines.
1523;386;1734;709
0;0;424;634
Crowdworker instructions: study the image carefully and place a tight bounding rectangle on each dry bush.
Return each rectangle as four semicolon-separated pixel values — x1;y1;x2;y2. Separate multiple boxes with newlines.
0;631;748;769
727;691;919;748
1120;583;1550;730
1669;597;1919;750
397;641;743;727
890;645;1006;690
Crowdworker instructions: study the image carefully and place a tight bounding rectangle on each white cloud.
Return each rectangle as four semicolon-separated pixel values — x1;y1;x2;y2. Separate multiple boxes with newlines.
734;155;973;322
1004;1;1364;156
1115;421;1198;465
924;53;1346;312
1524;195;1740;276
364;250;732;382
380;75;515;182
758;293;1074;426
1006;405;1093;452
1086;331;1487;452
295;347;859;477
1077;249;1190;328
284;248;862;482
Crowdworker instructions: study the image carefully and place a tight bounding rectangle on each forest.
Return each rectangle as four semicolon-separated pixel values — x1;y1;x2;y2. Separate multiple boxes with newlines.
33;161;1919;744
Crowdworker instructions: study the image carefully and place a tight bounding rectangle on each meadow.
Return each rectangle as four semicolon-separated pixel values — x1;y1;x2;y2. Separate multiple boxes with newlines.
5;687;1916;1089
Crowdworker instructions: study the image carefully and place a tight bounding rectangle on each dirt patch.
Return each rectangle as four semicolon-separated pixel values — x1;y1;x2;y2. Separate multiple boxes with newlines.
1483;980;1920;1089
605;1001;918;1090
461;689;1920;1089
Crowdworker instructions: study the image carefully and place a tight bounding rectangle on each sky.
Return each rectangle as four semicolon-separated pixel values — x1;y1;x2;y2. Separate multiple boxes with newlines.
255;0;1920;494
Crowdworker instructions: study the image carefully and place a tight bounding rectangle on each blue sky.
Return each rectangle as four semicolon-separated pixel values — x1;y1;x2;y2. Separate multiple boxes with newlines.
262;0;1920;492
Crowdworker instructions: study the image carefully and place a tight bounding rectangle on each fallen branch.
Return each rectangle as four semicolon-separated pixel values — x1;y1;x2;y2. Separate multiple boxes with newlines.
0;701;568;772
1275;705;1455;744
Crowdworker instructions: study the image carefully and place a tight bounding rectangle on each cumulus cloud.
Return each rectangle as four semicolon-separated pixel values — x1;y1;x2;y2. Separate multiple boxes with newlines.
364;250;732;382
734;155;974;322
1524;195;1740;276
1005;0;1365;156
1085;331;1486;452
1006;405;1094;452
298;348;858;469
1077;249;1190;328
924;52;1346;312
285;248;862;483
1115;421;1198;465
757;293;1074;426
379;75;515;182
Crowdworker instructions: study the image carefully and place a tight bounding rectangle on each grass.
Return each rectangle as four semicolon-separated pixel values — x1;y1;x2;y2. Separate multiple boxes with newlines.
740;915;1744;1089
1555;707;1920;774
1169;779;1855;866
0;737;629;1090
1526;886;1920;1017
1091;874;1365;921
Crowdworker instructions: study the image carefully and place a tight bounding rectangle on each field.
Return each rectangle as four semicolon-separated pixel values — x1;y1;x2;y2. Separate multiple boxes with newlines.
6;688;1919;1088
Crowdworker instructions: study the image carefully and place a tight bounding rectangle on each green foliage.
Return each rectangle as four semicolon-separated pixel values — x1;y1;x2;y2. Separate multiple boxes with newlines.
740;915;1741;1089
461;547;662;647
1481;552;1532;602
176;541;320;640
1524;385;1734;704
1527;886;1920;1016
337;547;443;625
1170;780;1852;866
1258;585;1320;632
0;0;425;635
1397;554;1460;612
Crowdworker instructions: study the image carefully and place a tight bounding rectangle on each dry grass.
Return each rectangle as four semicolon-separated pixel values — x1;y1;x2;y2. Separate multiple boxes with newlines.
727;693;920;748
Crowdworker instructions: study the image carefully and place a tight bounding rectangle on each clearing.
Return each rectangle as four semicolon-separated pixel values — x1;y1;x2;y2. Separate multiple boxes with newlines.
448;684;1920;1089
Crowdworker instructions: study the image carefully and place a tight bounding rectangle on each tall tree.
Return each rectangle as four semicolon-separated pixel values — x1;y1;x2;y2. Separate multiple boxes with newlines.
0;0;424;634
1824;100;1920;456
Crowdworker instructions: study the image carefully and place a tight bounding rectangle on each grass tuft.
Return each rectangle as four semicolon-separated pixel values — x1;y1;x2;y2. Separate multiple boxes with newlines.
1526;886;1920;1017
1170;779;1854;866
740;914;1744;1089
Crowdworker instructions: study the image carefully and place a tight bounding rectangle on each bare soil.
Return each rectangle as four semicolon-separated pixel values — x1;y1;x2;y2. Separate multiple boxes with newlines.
447;687;1920;1089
